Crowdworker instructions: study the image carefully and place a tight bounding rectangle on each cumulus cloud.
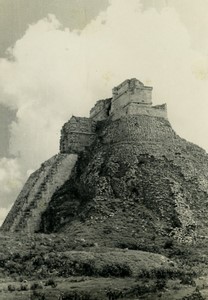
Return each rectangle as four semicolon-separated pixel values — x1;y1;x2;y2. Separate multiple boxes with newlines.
0;0;208;222
0;158;23;224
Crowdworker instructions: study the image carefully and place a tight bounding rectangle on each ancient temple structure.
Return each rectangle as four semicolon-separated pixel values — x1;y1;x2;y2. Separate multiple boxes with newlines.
60;78;167;154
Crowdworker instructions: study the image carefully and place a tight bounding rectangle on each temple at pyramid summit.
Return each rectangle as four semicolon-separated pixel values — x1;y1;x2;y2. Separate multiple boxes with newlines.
60;78;167;154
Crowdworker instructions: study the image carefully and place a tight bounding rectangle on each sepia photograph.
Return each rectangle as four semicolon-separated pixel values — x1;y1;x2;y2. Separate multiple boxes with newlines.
0;0;208;299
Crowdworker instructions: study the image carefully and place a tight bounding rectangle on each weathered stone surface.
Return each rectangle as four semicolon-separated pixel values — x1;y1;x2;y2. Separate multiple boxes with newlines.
60;116;96;154
90;98;111;121
91;79;167;120
1;153;77;233
41;115;208;245
2;78;208;246
61;79;167;155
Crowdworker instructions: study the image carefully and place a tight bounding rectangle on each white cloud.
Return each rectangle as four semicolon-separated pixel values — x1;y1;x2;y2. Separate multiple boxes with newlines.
0;0;208;221
0;158;23;217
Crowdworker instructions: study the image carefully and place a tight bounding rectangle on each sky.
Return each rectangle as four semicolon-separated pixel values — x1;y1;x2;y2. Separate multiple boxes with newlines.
0;0;208;225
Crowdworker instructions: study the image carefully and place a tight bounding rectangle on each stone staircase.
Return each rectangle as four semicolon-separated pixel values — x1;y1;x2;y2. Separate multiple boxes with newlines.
1;153;77;233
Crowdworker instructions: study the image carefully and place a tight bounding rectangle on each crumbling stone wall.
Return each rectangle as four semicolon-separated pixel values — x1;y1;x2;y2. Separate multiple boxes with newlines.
60;116;96;154
90;98;111;121
97;115;175;147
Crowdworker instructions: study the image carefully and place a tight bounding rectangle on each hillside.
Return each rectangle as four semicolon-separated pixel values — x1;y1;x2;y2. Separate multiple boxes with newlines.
1;78;208;299
40;115;208;247
3;78;208;244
